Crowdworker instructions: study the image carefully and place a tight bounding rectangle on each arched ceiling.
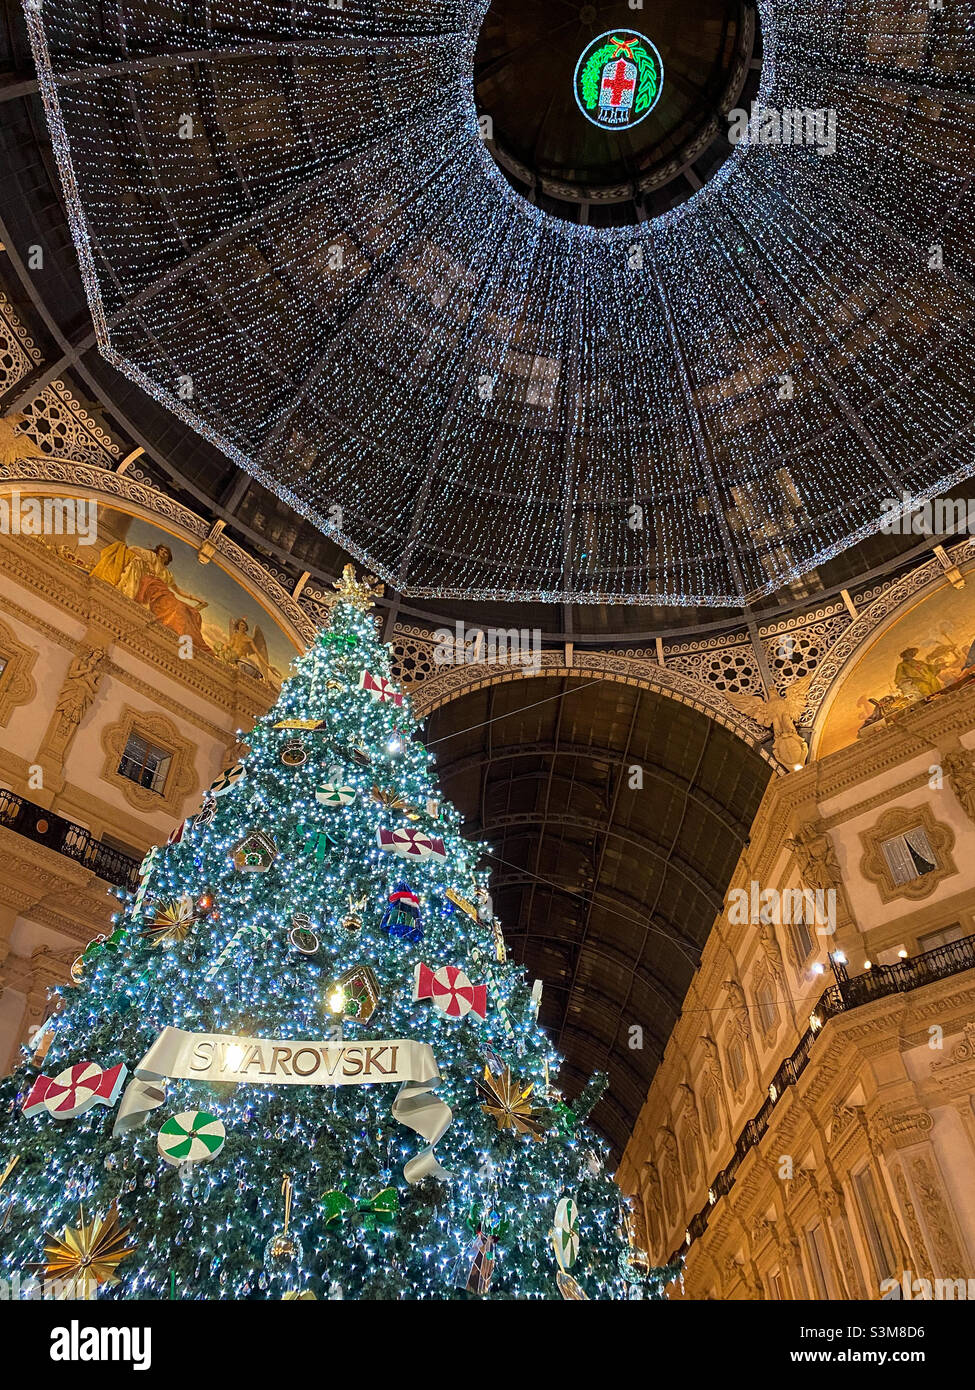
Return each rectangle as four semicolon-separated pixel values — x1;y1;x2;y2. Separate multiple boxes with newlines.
426;674;772;1157
16;0;975;607
0;0;969;641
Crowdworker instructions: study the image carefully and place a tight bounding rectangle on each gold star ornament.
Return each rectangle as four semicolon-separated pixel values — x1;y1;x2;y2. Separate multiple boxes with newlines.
325;564;384;612
36;1203;137;1298
476;1065;546;1139
370;785;408;812
142;892;198;946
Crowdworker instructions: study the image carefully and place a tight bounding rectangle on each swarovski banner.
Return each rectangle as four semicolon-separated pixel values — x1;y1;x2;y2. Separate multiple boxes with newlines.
113;1027;452;1183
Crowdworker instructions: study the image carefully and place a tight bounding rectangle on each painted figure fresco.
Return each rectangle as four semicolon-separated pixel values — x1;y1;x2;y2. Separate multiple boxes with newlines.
92;540;213;654
80;510;297;687
819;574;975;756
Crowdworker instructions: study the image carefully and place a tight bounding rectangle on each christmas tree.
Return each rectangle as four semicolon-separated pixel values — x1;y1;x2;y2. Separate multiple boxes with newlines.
0;567;678;1300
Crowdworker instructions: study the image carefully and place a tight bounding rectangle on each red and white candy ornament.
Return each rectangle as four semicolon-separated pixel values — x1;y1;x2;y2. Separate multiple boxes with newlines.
22;1061;127;1119
413;962;488;1020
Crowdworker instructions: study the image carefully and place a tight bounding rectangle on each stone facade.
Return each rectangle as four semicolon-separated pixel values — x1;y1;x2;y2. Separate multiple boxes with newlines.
617;685;975;1299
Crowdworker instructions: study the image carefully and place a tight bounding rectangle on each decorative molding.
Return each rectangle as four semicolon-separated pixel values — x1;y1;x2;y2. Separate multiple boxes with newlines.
819;771;933;831
0;290;42;393
0;615;38;726
19;380;121;465
930;1020;975;1072
99;705;198;817
892;1165;934;1281
859;804;957;905
406;648;779;768
908;1153;969;1279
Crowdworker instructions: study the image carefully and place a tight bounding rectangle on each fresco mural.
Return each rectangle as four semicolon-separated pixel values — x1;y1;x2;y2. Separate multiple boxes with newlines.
65;507;298;687
818;571;975;757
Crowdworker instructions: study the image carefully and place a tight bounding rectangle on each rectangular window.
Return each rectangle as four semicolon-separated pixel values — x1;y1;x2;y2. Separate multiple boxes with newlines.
790;913;816;964
703;1088;719;1139
756;982;777;1034
768;1267;787;1300
726;1039;746;1091
681;1132;697;1183
881;827;936;885
853;1167;898;1281
117;731;172;795
806;1222;836;1299
917;924;964;953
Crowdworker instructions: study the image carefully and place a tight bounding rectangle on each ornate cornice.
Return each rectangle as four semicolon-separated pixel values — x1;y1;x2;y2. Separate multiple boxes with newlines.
0;614;38;725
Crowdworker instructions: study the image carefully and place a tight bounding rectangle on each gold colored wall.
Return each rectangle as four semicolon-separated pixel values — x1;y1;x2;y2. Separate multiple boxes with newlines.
0;529;292;1069
617;684;975;1298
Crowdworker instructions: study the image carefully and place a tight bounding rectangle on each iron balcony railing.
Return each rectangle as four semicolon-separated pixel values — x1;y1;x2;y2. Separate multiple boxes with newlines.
0;787;142;891
670;931;975;1257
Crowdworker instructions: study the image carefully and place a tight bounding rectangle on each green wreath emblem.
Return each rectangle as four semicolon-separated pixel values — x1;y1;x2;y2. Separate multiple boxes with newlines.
631;43;659;114
580;42;616;110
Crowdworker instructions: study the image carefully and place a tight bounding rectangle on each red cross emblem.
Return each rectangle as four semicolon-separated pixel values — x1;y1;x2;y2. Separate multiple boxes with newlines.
602;59;636;108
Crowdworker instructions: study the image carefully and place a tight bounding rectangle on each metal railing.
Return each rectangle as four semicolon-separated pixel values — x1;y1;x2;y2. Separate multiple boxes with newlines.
0;787;142;891
669;932;975;1256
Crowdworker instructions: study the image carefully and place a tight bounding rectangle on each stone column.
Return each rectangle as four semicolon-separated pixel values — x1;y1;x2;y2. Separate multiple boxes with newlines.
873;1107;971;1281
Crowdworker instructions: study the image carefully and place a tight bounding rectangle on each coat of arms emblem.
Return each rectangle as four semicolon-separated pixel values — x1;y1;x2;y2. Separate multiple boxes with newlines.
573;30;664;131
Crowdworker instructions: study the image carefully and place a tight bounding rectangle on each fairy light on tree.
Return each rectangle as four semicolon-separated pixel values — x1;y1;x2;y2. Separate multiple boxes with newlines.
0;567;679;1300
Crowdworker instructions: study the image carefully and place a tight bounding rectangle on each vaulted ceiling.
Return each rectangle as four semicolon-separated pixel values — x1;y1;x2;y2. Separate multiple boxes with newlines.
9;0;975;611
0;0;955;640
426;675;771;1157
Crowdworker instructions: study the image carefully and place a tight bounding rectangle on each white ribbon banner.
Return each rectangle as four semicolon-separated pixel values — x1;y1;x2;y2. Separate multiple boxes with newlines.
114;1027;452;1183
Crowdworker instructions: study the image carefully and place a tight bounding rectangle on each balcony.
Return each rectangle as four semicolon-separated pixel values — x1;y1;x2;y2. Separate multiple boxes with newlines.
671;932;975;1258
0;787;142;892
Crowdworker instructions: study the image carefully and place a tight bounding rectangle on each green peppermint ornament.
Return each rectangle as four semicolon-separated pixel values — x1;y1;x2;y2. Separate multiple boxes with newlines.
157;1111;226;1166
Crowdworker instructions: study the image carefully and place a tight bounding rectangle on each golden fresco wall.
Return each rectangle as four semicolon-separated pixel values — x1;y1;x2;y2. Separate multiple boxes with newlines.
817;569;975;757
62;507;299;687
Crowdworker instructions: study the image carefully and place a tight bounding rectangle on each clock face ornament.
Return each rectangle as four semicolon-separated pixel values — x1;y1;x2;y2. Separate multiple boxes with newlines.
573;30;664;130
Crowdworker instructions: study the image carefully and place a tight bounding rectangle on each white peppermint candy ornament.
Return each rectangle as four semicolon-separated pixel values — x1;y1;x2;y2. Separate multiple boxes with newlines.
316;782;356;807
208;763;245;797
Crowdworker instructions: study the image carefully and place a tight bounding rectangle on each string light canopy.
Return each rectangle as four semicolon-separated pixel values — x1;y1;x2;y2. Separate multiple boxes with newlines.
27;0;975;606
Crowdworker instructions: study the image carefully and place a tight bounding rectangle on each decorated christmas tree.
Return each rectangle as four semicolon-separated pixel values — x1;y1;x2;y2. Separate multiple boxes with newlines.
0;567;678;1300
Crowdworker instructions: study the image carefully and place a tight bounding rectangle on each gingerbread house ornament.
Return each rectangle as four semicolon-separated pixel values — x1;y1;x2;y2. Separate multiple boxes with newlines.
232;829;277;872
